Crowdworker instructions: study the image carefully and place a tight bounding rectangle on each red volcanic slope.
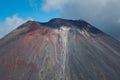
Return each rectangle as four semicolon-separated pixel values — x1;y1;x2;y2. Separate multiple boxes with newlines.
0;18;120;80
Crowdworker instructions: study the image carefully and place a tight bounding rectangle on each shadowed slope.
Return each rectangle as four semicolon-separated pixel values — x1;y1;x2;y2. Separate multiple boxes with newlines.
0;19;120;80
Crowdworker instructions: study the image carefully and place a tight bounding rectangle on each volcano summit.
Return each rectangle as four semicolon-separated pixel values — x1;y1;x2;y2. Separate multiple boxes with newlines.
0;18;120;80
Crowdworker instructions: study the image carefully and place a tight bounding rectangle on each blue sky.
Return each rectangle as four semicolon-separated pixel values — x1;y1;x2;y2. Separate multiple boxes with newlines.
0;0;120;40
0;0;61;38
0;0;60;22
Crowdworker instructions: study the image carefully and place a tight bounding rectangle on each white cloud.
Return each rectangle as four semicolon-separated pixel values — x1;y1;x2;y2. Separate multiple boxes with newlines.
0;15;33;38
42;0;68;11
61;0;120;40
5;15;25;28
42;0;120;40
